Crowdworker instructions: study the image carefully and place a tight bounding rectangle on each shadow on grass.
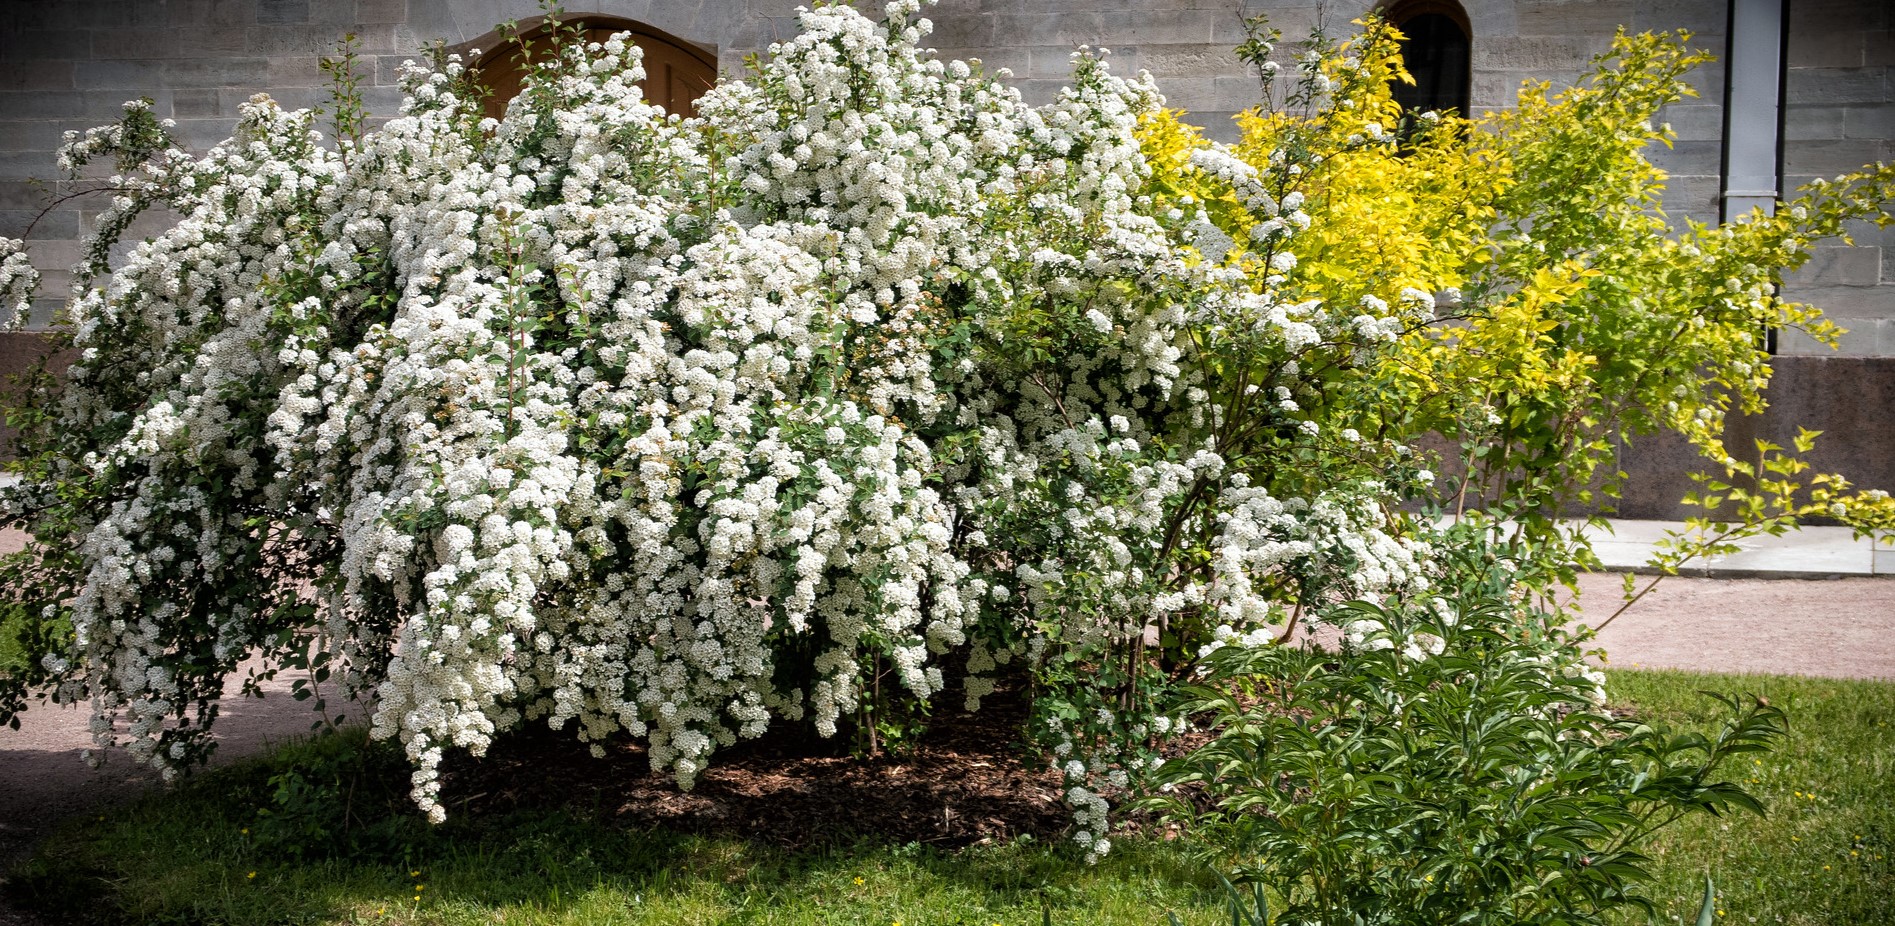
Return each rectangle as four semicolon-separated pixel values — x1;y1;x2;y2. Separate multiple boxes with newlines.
5;726;1218;926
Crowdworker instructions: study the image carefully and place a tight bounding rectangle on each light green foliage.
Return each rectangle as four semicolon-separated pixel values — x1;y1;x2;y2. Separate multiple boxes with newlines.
1139;18;1895;583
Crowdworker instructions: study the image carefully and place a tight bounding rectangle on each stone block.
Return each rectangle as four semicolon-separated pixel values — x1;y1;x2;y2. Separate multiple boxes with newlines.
6;30;93;61
1655;101;1723;142
1752;356;1895;497
165;0;259;26
210;0;261;25
1784;103;1852;142
0;121;80;153
1784;137;1888;176
90;29;176;60
1876;317;1895;356
342;24;401;53
1682;59;1727;106
0;3;70;31
1657;175;1722;223
131;2;173;27
1028;0;1170;11
248;24;356;56
1784;281;1895;318
170;88;226;118
1155;74;1218;112
268;55;330;87
1656;138;1722;175
1515;0;1636;37
0;61;75;92
0;182;49;212
1209;6;1318;46
925;10;988;47
1781;318;1881;356
1789;246;1883;287
0;91;88;121
1025;47;1086;79
1785;67;1886;105
258;0;311;25
1189;110;1241;144
266;86;329;111
1139;42;1238;78
1631;0;1726;34
72;58;168;91
0;208;77;240
147;0;209;26
963;49;1028;78
187;57;276;89
23;296;63;329
986;12;1103;49
356;0;410;25
359;83;405;110
1866;32;1895;67
180;24;257;56
1789;0;1891;33
16;238;80;273
1472;70;1534;112
1845;102;1895;139
1477;35;1604;72
1787;29;1866;69
1098;9;1218;45
171;117;242;151
1009;77;1067;107
310;0;358;26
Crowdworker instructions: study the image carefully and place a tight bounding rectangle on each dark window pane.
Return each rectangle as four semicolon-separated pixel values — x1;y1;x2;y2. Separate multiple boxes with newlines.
1392;12;1470;117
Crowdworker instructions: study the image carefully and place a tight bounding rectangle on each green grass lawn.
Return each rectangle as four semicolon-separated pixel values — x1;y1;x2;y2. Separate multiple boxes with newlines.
6;669;1891;925
1604;670;1895;926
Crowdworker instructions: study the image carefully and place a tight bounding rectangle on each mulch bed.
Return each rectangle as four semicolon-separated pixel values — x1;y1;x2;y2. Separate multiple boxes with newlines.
441;683;1075;851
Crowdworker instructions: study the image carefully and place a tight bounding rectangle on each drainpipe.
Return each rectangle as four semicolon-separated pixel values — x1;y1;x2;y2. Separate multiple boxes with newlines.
1720;0;1789;351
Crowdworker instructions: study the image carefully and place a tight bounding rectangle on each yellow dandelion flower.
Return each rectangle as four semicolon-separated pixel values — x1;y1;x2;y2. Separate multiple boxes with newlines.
247;871;256;880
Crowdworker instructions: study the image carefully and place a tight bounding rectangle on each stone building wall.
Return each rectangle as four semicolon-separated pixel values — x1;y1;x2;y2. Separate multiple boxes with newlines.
1;0;1892;517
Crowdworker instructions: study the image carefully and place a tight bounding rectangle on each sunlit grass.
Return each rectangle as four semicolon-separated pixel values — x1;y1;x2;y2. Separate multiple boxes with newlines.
1605;669;1895;925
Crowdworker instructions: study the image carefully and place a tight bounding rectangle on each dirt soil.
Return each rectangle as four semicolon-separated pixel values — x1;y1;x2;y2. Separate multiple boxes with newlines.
2;570;1891;924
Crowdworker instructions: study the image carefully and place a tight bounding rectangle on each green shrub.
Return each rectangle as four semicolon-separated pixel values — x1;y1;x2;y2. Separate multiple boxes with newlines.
1144;545;1785;925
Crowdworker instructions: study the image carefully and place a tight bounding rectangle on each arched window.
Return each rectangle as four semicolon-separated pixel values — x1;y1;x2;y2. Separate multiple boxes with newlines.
454;15;716;121
1380;0;1472;118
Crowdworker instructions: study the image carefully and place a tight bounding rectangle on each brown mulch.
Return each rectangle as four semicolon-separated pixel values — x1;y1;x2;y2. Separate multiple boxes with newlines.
440;684;1074;851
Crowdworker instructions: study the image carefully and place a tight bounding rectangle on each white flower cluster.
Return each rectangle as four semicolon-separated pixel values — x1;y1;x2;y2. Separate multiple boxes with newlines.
0;238;38;329
6;1;1438;850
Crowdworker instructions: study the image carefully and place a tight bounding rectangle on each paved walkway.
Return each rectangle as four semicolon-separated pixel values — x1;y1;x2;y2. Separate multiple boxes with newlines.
1581;518;1895;579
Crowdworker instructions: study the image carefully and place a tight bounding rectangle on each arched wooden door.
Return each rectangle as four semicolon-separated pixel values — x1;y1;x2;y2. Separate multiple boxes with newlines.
459;16;716;121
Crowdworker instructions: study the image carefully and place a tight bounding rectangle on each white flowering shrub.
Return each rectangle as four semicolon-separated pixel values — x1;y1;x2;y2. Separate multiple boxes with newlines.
0;2;1433;853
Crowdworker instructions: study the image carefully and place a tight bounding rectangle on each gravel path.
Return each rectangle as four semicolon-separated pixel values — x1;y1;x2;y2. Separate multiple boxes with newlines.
1;562;1890;924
